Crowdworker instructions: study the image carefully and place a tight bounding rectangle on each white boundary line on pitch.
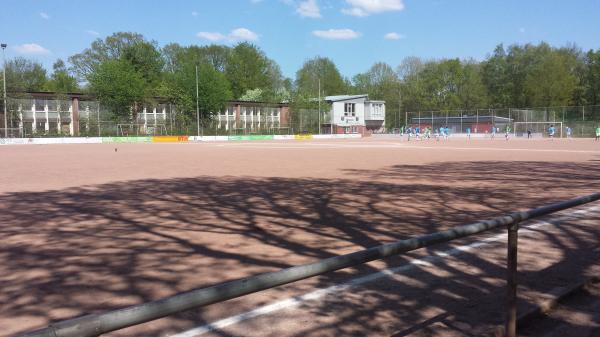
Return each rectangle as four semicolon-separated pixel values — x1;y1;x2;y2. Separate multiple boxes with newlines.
169;204;600;337
212;141;600;153
394;143;600;154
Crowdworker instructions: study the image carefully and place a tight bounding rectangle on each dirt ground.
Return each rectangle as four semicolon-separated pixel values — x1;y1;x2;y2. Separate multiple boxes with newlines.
519;278;600;337
1;137;599;337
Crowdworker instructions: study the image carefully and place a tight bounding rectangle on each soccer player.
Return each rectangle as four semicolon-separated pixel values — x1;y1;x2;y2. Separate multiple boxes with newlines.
548;125;555;140
491;126;496;139
505;125;511;141
466;127;471;140
596;126;600;141
527;129;532;139
566;126;572;139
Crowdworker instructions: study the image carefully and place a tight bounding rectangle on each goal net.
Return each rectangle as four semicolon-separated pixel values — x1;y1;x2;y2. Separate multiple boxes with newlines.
513;122;563;138
117;124;168;136
0;128;24;138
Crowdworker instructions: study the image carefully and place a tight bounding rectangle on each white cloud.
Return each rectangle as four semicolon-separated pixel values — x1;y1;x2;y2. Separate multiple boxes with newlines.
342;0;404;16
384;32;405;40
519;27;526;33
85;30;100;36
39;12;50;19
229;28;259;41
196;28;259;42
297;0;321;18
191;11;198;16
312;29;361;40
196;32;227;41
14;43;51;55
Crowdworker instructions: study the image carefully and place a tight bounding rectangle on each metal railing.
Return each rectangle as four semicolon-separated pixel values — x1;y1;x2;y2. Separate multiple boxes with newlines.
18;193;600;337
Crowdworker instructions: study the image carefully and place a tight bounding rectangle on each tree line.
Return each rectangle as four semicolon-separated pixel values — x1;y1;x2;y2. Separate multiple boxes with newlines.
1;32;599;126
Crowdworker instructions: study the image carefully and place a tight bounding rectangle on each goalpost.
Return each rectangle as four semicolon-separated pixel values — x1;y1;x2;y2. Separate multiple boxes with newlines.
0;127;24;138
513;122;563;138
117;124;168;136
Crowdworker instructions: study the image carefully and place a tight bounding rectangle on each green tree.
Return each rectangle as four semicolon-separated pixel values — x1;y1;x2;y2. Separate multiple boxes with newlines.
88;59;146;119
239;88;263;101
71;32;165;117
165;44;232;74
44;59;79;93
481;44;512;108
295;56;347;96
69;32;155;79
524;51;578;106
397;57;426;113
225;42;274;99
584;49;600;105
164;61;232;121
399;58;487;111
120;40;164;89
162;43;183;73
159;43;233;118
202;45;231;73
457;61;488;109
353;62;401;128
1;57;47;93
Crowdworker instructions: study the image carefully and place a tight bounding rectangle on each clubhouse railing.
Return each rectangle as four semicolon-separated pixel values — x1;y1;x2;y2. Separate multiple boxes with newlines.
18;193;600;337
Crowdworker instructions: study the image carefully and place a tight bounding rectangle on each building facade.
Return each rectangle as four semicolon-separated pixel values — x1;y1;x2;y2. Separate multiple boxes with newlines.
3;92;290;136
214;101;290;134
324;95;385;134
2;92;383;136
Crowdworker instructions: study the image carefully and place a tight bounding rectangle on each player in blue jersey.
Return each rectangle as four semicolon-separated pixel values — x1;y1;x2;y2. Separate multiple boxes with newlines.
548;125;556;140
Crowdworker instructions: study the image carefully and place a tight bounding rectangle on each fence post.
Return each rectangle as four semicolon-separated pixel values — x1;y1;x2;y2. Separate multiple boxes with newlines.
582;106;585;137
505;220;519;337
97;105;101;137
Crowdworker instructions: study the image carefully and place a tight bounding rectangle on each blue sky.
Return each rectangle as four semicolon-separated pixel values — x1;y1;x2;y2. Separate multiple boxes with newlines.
1;0;599;79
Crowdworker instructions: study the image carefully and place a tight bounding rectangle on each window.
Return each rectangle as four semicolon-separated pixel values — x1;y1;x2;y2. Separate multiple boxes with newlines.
370;103;384;118
35;99;46;112
344;103;355;113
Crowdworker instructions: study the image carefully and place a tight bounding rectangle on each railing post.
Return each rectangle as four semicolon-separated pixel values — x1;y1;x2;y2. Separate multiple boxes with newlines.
505;220;519;337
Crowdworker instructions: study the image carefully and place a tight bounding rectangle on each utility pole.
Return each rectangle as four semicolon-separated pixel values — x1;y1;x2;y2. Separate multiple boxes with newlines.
318;78;321;135
1;43;7;138
398;86;402;129
195;65;200;137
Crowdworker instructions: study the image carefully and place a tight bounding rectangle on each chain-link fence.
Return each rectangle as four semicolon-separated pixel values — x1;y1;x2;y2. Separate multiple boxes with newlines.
404;106;600;137
3;95;600;138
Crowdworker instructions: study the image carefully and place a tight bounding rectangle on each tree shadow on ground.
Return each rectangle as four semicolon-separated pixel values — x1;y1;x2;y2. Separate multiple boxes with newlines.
1;160;599;336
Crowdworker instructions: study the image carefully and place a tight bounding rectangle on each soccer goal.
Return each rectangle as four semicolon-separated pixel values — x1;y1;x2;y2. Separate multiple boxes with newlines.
0;127;24;138
268;126;292;135
117;124;168;136
513;122;563;138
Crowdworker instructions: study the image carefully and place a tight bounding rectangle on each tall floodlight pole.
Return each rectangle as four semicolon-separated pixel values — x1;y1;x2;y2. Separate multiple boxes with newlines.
1;43;7;138
318;79;321;134
195;65;200;137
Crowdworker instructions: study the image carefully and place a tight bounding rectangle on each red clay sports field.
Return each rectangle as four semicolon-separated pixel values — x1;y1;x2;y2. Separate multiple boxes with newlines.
1;137;600;336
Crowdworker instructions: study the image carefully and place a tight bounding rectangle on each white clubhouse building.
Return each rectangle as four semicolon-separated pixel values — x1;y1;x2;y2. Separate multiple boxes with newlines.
325;95;385;134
